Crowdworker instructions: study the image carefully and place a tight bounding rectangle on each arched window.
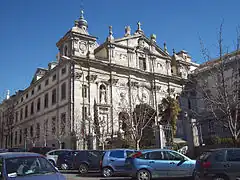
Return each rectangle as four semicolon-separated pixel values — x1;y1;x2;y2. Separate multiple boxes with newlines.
118;112;129;131
64;46;68;56
99;84;106;104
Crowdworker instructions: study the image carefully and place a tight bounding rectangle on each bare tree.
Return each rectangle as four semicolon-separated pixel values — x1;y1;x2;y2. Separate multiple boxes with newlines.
190;24;240;145
113;89;156;150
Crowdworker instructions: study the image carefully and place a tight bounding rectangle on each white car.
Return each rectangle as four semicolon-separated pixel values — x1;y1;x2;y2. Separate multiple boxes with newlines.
46;149;72;166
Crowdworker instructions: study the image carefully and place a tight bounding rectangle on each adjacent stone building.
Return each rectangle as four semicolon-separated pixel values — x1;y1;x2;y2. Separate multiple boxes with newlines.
0;11;199;150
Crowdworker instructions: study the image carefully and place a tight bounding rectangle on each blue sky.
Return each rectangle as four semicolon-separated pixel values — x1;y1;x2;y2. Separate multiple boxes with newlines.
0;0;239;100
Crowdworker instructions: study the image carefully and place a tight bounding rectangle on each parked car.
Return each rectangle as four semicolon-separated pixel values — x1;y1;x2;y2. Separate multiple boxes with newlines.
0;149;7;153
0;152;66;180
73;150;105;174
46;149;72;166
7;148;27;152
195;148;240;180
56;150;80;170
101;149;136;177
28;147;55;155
124;149;196;180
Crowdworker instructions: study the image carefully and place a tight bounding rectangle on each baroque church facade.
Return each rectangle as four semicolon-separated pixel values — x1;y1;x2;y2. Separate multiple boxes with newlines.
0;11;199;150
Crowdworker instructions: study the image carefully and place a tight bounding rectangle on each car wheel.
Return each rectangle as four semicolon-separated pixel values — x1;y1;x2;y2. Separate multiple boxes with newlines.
61;163;68;170
137;169;151;180
102;167;113;177
213;176;228;180
78;164;88;174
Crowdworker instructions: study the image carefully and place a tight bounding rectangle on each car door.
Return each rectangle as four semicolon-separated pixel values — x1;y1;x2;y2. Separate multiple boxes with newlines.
225;149;240;179
88;151;101;170
108;150;125;172
163;151;191;177
147;151;168;178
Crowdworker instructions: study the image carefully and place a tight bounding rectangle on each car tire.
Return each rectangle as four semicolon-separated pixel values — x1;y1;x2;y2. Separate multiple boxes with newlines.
213;175;229;180
102;167;113;177
137;169;151;180
78;163;88;174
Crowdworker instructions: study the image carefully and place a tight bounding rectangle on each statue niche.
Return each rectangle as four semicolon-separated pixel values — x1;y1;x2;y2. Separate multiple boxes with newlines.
99;84;107;104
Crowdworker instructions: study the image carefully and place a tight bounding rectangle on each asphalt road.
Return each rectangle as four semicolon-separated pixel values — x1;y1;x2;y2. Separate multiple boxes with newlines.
62;171;192;180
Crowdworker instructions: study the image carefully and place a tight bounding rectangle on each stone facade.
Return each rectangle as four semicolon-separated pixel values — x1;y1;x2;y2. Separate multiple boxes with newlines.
0;11;199;150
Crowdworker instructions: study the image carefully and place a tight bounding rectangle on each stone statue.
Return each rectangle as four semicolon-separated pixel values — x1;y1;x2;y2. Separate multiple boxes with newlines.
100;86;106;104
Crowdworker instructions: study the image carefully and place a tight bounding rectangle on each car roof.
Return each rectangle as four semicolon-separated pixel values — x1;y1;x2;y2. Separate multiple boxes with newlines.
0;152;42;159
48;149;72;152
105;148;136;152
140;149;177;153
207;148;240;152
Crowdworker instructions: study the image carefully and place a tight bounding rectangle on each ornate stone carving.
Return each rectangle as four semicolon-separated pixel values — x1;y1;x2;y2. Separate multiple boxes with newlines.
74;72;82;79
137;87;149;103
108;78;119;85
86;75;97;82
127;81;139;87
120;54;127;60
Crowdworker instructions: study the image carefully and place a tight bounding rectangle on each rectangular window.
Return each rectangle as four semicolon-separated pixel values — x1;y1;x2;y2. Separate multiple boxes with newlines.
20;108;23;120
25;105;28;118
45;79;49;86
44;93;49;108
24;128;28;138
36;123;40;138
82;106;87;119
21;97;23;102
61;83;66;100
37;98;41;111
52;74;57;81
31;102;34;115
19;129;22;144
52;89;56;105
139;57;146;70
60;113;66;135
31;89;34;95
15;111;18;123
82;85;88;98
14;131;17;145
52;117;56;135
26;93;28;99
38;84;41;91
62;67;66;75
30;125;33;137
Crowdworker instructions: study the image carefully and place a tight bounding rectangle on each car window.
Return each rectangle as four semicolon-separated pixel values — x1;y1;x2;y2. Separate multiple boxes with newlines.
48;151;55;155
54;151;65;156
0;158;3;178
148;151;164;160
109;150;124;158
227;149;240;162
126;150;135;157
214;150;225;162
164;151;185;161
5;157;56;177
198;151;212;161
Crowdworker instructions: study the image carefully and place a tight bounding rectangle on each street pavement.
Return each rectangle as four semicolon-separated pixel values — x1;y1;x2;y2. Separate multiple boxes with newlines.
62;171;131;180
61;171;192;180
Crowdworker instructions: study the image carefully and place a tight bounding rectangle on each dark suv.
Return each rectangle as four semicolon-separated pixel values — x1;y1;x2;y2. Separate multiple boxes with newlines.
195;148;240;180
73;150;105;174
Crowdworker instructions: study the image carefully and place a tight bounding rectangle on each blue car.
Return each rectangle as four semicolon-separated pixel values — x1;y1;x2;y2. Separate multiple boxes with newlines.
125;149;196;180
0;152;66;180
101;149;136;177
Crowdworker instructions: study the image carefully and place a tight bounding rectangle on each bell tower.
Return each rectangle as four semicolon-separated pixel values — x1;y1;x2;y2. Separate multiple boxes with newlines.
56;10;98;59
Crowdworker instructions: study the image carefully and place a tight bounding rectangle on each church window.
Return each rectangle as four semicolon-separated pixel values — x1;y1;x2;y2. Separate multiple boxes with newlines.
64;46;68;56
61;82;66;100
82;85;88;98
139;57;146;70
52;74;57;81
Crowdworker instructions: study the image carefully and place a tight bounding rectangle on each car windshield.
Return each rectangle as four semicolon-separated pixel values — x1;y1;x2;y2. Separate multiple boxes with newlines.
5;156;57;177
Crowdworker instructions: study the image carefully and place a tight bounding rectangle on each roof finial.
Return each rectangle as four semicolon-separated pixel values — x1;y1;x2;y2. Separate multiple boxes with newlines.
107;25;114;42
74;20;79;27
137;21;142;30
135;21;144;35
124;26;131;37
80;10;84;19
164;42;167;52
173;48;176;54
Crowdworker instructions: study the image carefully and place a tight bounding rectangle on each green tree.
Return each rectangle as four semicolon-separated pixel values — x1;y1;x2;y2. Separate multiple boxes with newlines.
158;96;181;145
